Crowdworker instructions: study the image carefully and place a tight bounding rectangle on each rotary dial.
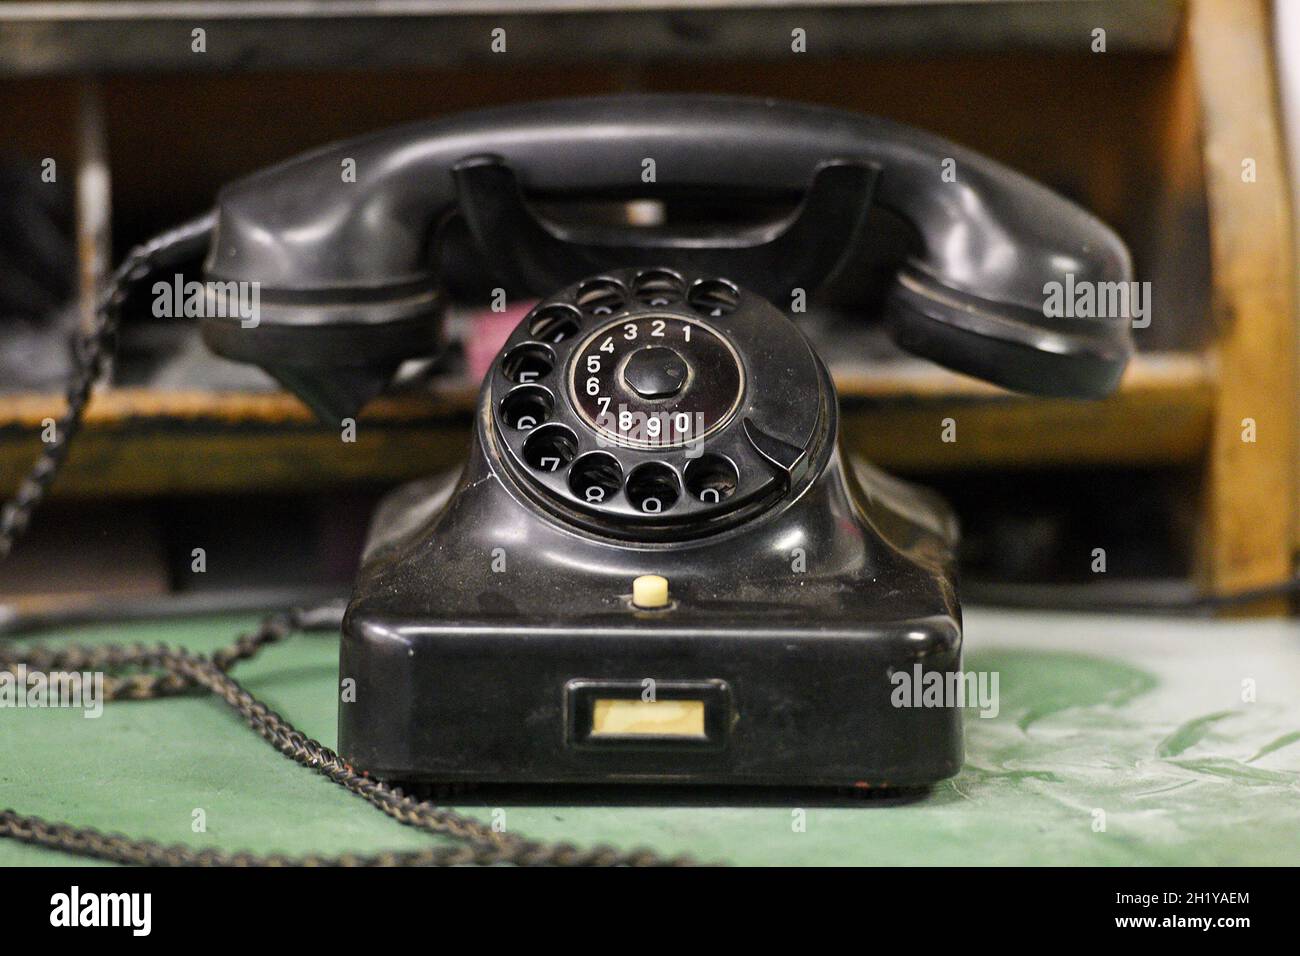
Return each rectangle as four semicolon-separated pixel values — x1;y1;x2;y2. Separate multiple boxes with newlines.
488;268;828;538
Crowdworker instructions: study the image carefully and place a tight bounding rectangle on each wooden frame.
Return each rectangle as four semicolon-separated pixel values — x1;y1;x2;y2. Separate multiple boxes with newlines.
1188;0;1297;601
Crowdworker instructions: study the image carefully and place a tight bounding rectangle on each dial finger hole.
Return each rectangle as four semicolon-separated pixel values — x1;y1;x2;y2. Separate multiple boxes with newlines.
501;343;555;384
684;454;739;504
500;385;553;431
633;269;684;306
523;424;577;473
687;278;739;318
529;305;582;344
576;279;627;317
626;462;680;514
569;452;623;506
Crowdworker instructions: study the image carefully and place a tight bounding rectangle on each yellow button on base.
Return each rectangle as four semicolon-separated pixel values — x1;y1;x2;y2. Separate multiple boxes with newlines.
631;574;670;609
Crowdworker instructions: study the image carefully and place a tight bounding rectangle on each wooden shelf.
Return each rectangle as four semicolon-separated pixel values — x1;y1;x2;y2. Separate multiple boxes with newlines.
838;352;1212;471
0;353;1212;497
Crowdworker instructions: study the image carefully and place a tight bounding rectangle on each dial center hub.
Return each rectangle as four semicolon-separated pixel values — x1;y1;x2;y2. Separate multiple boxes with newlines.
623;346;689;399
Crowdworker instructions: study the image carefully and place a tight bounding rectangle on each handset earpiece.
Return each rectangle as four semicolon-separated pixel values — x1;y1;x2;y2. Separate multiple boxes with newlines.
200;94;1133;417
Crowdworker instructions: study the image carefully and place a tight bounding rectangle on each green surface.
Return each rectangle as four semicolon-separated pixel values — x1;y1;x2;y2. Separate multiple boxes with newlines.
2;608;1299;866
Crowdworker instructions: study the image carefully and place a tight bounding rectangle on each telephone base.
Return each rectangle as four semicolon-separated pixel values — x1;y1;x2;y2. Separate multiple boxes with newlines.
338;452;965;789
339;614;963;789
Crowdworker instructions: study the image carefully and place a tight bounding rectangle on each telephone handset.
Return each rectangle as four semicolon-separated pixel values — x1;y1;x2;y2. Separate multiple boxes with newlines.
185;95;1135;788
200;95;1133;421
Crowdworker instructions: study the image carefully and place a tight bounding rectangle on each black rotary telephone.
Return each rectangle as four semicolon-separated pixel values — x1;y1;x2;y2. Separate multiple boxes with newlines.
40;95;1137;789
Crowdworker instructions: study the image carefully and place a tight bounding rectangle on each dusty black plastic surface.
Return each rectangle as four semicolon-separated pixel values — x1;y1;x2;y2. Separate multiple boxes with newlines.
183;92;1139;786
199;94;1134;418
339;270;965;787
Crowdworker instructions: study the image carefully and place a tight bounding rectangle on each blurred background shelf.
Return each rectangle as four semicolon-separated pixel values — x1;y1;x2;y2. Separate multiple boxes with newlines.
0;0;1293;610
0;0;1183;76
